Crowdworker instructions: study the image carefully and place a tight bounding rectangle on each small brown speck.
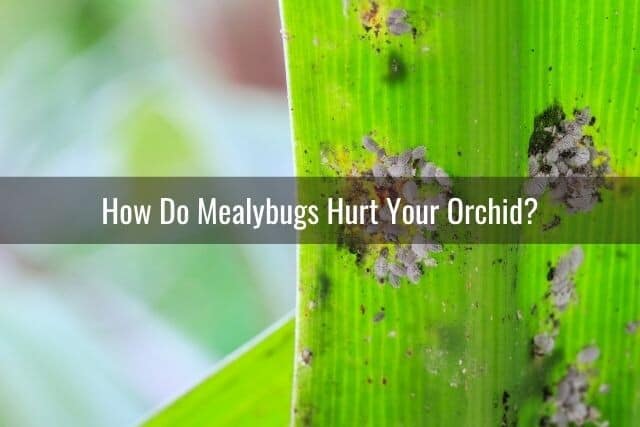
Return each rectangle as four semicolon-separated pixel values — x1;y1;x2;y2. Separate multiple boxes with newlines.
373;311;385;322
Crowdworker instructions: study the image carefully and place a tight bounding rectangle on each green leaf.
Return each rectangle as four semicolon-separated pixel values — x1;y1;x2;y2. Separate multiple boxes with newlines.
118;95;206;176
281;0;640;425
144;315;294;427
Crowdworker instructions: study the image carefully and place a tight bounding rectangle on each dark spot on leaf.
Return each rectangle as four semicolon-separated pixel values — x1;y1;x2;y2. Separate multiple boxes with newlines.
300;407;313;426
528;103;565;155
501;390;511;427
318;272;331;301
547;267;555;281
373;311;385;322
386;51;407;83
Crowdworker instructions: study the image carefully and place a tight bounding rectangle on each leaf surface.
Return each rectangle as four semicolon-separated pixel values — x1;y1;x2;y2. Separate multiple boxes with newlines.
144;315;294;427
281;0;640;425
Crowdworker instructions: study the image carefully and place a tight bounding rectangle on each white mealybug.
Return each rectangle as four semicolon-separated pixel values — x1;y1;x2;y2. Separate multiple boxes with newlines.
527;105;609;213
387;9;412;36
549;351;606;426
389;263;407;277
556;160;569;175
399;149;412;165
533;246;585;360
574;108;592;126
551;284;573;311
388;162;408;177
528;155;541;175
434;168;452;189
374;255;389;280
401;180;419;203
299;348;313;365
382;155;398;167
406;264;421;284
561;120;583;137
578;345;600;364
362;135;379;153
356;138;450;286
550;246;583;311
422;162;437;176
388;8;407;20
397;246;417;267
550;179;568;200
412;146;426;160
411;234;430;258
545;147;559;163
388;273;400;288
566;145;590;168
533;333;555;356
373;163;387;178
523;178;548;197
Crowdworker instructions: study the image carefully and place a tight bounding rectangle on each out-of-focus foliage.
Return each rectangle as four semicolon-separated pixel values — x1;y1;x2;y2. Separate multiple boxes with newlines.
0;0;133;55
118;96;206;176
0;0;293;425
145;316;295;427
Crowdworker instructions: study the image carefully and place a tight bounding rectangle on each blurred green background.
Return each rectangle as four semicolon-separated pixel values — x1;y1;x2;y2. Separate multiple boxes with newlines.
0;0;294;425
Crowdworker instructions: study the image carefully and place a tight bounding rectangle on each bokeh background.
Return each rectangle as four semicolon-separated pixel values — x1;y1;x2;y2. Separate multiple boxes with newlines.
0;0;294;425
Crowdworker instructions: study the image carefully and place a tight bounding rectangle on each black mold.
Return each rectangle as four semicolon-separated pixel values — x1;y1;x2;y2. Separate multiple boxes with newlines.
528;103;565;155
386;51;408;83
